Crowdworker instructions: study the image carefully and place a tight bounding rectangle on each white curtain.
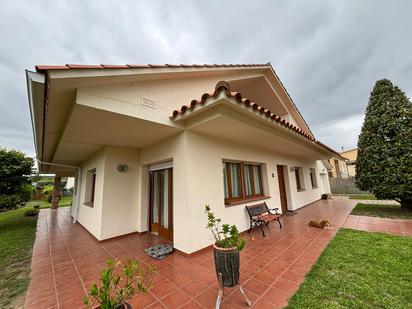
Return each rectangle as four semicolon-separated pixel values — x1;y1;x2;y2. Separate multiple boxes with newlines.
230;163;242;198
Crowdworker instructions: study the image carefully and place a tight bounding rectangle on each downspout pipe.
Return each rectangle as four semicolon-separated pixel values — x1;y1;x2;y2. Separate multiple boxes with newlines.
36;159;82;224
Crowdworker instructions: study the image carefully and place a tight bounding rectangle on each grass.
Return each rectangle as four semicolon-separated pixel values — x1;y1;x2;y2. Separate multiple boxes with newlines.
0;207;38;308
26;195;72;209
348;194;377;200
287;229;412;309
351;203;412;219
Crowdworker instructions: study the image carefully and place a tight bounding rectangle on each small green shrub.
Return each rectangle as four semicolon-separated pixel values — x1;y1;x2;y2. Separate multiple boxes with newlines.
204;205;246;251
83;259;156;309
42;185;54;196
0;194;19;211
20;184;35;202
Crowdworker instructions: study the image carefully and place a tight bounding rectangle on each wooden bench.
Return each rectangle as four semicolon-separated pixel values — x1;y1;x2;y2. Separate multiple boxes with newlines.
245;202;282;237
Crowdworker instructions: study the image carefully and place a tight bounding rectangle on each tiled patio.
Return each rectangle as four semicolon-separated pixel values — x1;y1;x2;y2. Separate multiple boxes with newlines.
343;215;412;236
25;199;357;309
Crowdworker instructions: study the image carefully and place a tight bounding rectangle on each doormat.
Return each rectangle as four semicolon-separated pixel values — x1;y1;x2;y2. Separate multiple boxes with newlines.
145;244;174;260
283;211;297;216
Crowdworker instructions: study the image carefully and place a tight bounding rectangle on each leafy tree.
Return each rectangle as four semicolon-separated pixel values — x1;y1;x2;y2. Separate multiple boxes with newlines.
356;79;412;209
0;148;34;195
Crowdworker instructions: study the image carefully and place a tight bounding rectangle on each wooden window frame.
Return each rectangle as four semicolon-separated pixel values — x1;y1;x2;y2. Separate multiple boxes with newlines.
84;169;96;207
310;168;318;189
223;161;267;206
295;167;305;192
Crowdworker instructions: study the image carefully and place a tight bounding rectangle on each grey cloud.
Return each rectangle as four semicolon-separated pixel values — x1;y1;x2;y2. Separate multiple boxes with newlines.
1;0;411;156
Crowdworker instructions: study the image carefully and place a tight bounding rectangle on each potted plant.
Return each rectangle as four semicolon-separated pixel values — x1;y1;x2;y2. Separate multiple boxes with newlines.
83;259;156;309
204;205;246;288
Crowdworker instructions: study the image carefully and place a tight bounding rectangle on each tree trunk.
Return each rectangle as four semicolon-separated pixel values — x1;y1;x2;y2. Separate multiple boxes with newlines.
51;176;61;209
400;198;412;210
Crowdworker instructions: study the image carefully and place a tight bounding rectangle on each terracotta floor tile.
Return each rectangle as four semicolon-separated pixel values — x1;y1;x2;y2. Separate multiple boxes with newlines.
181;280;207;297
242;278;269;296
179;300;203;308
194;289;218;308
160;289;192;308
261;286;290;307
220;299;243;308
253;270;278;285
254;298;281;308
146;301;166;308
151;280;178;299
272;277;299;296
129;292;157;308
281;269;305;284
25;200;371;308
167;272;193;286
227;288;258;307
24;295;58;309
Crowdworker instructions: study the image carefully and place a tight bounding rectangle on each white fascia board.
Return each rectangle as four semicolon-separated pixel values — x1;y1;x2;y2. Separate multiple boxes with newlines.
26;70;45;158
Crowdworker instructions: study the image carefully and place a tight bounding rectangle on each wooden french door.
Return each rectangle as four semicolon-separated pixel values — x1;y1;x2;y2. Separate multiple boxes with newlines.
149;168;173;241
276;165;288;213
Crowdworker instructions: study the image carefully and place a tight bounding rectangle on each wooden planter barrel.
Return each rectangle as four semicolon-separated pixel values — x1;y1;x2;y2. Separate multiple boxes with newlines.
213;245;240;288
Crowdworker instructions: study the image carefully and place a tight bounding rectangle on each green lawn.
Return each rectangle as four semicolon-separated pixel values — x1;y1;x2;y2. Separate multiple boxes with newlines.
348;194;377;200
0;207;38;308
26;195;72;209
287;229;412;309
351;203;412;219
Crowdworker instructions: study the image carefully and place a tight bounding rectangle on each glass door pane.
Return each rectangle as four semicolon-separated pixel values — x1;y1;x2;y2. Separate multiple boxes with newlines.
152;172;159;224
161;169;168;229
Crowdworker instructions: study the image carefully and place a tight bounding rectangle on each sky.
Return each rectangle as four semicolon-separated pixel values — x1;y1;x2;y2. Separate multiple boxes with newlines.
1;0;411;157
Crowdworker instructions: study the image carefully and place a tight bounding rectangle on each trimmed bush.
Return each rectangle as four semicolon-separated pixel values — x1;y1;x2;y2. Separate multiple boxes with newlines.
20;184;35;202
0;195;19;211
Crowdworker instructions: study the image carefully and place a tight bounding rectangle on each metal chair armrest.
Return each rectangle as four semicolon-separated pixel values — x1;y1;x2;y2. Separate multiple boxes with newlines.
268;208;280;215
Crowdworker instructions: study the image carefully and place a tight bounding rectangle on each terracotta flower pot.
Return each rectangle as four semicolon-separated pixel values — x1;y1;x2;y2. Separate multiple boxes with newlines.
213;245;240;288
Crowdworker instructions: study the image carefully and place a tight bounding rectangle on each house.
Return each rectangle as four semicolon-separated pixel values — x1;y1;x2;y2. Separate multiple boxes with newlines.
328;148;357;179
340;148;357;177
328;157;348;179
26;63;342;255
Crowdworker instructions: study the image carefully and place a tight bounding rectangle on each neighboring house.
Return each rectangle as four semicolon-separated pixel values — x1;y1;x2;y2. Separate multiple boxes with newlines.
328;157;348;178
341;148;357;177
26;63;342;255
328;148;358;179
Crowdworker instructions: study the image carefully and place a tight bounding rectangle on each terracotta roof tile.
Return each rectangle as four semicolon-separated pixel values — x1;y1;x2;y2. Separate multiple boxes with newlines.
101;64;130;69
35;63;269;72
66;64;103;69
169;80;340;156
35;65;70;71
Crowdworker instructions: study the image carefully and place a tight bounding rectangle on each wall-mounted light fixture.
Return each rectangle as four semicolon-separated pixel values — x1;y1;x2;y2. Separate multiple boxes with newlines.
117;164;129;172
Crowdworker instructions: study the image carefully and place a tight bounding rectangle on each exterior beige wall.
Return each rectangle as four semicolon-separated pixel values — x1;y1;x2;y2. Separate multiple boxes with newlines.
76;73;263;127
139;132;191;253
182;131;326;253
342;149;357;161
317;160;331;194
75;131;331;254
100;147;140;239
75;72;302;132
77;148;106;239
77;146;140;240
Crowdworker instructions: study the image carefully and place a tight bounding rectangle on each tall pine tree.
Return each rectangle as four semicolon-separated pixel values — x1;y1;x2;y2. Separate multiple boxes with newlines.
356;79;412;209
